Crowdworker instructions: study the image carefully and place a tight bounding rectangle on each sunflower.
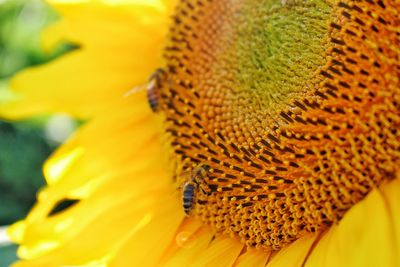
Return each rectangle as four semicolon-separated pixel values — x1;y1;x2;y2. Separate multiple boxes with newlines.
1;0;400;266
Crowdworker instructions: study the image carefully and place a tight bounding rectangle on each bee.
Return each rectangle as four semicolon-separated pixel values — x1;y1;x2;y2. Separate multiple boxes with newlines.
182;164;211;215
123;68;167;112
146;68;167;112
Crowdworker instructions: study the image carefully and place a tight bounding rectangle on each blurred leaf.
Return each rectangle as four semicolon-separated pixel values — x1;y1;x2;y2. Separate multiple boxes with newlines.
0;120;52;225
0;0;80;226
0;0;75;79
0;244;18;267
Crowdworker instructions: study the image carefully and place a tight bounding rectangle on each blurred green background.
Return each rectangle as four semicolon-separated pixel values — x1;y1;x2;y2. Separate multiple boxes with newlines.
0;1;76;265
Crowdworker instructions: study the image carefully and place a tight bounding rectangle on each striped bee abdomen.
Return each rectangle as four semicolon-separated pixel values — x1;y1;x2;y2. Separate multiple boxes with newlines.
182;183;196;215
146;68;166;112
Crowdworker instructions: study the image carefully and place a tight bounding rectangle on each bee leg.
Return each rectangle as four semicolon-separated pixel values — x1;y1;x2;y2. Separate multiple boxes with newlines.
193;179;207;194
199;185;207;194
204;183;218;195
200;184;216;196
197;199;207;205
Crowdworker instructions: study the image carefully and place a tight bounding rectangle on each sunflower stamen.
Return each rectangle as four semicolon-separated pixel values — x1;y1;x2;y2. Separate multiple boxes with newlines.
157;0;400;251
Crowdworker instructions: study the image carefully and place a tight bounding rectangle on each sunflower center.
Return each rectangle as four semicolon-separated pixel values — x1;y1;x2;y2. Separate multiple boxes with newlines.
159;0;400;250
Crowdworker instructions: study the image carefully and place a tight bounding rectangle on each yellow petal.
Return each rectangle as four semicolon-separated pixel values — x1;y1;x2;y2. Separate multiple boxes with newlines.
381;176;400;260
1;0;176;119
158;217;204;263
7;220;26;244
1;48;158;119
233;248;270;267
158;221;244;267
192;235;244;267
13;159;174;262
108;198;184;267
43;91;160;189
9;89;178;266
161;227;215;267
41;20;69;52
305;178;400;267
266;233;319;267
45;0;175;49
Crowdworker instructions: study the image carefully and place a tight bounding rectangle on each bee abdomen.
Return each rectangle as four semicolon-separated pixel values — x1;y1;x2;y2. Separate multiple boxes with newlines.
147;88;159;112
146;68;166;112
183;183;196;215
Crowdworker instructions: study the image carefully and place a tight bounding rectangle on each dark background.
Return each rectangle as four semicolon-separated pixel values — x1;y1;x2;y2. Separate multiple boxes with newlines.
0;1;75;265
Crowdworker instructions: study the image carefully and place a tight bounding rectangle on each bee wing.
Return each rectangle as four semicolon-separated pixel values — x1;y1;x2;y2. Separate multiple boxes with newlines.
123;83;146;97
174;170;194;193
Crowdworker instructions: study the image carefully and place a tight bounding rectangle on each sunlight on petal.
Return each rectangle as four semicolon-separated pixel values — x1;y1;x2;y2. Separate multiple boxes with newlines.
8;221;26;244
44;147;84;185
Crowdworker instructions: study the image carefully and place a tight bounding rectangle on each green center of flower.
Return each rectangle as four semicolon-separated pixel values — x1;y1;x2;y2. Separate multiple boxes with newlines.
234;1;330;110
156;0;400;250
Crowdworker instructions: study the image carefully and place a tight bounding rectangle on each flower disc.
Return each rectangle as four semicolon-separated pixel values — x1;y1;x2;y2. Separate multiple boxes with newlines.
158;0;400;250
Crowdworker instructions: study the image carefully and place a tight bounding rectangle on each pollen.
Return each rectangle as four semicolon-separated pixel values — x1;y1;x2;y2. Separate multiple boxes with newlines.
159;0;400;250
